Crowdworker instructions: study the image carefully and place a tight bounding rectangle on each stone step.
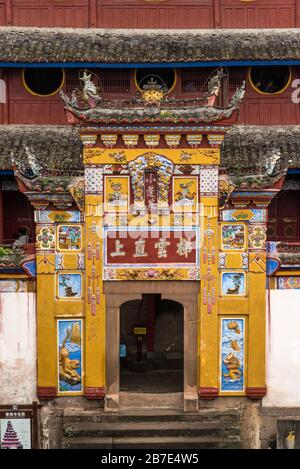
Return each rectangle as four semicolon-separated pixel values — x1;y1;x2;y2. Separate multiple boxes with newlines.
62;435;241;449
119;392;184;411
63;420;240;439
63;408;240;424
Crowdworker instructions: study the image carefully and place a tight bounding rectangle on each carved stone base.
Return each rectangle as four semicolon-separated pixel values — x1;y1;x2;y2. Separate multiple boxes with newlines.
246;386;267;399
84;387;105;399
198;387;218;399
37;386;57;399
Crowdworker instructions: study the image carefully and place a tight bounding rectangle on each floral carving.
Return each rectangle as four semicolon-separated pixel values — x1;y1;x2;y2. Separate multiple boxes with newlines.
249;225;267;250
36;226;55;250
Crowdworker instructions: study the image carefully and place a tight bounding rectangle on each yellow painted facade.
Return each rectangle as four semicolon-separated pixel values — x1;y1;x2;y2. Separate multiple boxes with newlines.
35;140;267;401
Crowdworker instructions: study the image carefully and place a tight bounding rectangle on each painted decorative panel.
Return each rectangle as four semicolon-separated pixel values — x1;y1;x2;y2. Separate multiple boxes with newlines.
200;167;218;195
221;318;245;393
221;272;245;296
57;273;82;299
57;225;82;251
36;226;55;250
222;209;266;223
57;319;83;394
249;225;267;250
104;176;129;212
55;253;85;271
35;210;81;223
85;167;103;194
221;224;245;250
277;277;300;289
173;176;198;212
219;253;227;269
241;253;249;270
218;253;249;270
104;267;200;282
128;153;173;210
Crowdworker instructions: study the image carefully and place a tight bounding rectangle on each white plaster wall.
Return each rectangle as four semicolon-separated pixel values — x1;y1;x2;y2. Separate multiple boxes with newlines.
0;293;37;404
263;290;300;407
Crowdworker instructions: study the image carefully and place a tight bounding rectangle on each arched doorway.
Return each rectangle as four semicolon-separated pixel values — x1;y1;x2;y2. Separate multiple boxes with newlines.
104;281;199;412
120;294;184;393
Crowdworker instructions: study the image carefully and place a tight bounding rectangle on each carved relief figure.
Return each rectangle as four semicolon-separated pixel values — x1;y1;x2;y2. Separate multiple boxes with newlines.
222;272;245;295
221;318;244;392
174;178;197;210
58;274;82;299
107;180;128;206
222;224;245;250
58;225;81;251
105;176;129;212
223;353;242;381
58;320;82;392
129;153;173;210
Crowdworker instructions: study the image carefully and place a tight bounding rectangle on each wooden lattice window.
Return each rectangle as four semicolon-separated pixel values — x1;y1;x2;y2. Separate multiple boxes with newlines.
65;69;81;93
181;68;216;93
268;190;300;241
228;68;247;92
101;69;131;94
66;69;131;94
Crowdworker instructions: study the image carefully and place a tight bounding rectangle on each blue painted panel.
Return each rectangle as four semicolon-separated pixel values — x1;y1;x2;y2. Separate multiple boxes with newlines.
221;318;244;392
58;319;82;393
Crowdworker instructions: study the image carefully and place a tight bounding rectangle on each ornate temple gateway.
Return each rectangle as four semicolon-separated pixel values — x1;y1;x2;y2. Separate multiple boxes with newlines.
13;67;269;412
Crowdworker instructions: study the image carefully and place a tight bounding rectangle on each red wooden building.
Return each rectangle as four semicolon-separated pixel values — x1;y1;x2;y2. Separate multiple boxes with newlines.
0;0;299;29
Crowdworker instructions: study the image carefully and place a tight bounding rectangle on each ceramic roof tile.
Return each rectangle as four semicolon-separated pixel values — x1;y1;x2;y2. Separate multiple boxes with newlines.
0;125;83;172
0;27;300;63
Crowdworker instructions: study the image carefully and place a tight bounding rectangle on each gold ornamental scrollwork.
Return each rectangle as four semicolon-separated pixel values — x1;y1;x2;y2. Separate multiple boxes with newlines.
84;147;106;163
84;147;220;165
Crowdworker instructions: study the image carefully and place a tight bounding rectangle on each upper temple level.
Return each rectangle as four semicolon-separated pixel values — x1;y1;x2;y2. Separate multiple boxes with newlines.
1;26;300;126
0;1;299;29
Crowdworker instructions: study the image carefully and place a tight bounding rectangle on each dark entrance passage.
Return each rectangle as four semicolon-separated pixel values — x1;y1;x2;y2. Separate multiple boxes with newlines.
120;294;184;393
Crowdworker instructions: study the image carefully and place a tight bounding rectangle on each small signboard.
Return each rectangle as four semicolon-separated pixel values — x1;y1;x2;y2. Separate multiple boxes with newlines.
133;327;147;335
120;344;126;358
0;417;31;449
0;403;39;449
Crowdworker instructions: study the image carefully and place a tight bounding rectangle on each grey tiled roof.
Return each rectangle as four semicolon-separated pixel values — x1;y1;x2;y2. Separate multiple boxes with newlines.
0;125;83;171
1;125;300;189
221;126;300;173
1;27;300;63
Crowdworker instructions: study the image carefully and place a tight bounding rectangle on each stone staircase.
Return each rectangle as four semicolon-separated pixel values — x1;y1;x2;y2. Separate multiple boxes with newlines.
62;407;241;449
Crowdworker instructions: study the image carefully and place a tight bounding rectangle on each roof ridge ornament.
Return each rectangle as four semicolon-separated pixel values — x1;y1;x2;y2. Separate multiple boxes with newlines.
60;69;246;124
